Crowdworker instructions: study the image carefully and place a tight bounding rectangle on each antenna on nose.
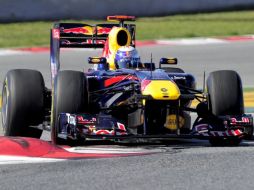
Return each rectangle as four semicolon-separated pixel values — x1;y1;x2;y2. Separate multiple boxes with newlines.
150;53;153;78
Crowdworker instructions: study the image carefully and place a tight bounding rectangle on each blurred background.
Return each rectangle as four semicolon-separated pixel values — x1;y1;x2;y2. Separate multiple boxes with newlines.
1;0;254;22
1;0;254;48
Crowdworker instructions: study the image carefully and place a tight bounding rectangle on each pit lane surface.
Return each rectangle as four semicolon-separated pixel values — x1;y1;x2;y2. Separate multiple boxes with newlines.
0;41;254;190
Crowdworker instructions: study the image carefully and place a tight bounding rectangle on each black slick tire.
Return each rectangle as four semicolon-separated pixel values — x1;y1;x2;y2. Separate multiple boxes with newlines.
207;70;244;146
51;70;88;145
1;69;45;138
207;70;244;116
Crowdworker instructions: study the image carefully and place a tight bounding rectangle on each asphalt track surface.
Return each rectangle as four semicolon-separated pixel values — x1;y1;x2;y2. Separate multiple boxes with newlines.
0;41;254;190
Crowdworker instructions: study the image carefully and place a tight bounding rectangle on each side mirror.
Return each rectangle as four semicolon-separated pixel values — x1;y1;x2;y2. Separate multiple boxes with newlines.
159;57;177;68
88;57;107;64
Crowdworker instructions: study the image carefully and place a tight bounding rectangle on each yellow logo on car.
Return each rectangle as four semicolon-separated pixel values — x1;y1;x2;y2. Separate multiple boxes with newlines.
164;114;185;130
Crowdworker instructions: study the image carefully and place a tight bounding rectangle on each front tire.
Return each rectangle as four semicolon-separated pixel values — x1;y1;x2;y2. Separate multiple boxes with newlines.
1;69;45;138
207;70;244;146
51;70;88;145
207;70;244;116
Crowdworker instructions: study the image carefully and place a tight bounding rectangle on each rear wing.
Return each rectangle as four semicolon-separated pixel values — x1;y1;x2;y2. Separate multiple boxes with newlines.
52;23;135;48
50;22;136;83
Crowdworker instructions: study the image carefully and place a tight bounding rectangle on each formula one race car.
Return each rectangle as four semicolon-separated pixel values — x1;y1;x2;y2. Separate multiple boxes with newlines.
1;15;253;146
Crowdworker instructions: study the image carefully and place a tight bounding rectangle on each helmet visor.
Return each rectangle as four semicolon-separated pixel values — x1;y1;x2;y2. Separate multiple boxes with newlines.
117;57;141;69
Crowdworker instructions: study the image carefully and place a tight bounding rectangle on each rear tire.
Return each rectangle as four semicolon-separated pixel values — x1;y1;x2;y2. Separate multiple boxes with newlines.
1;69;44;138
51;70;88;145
207;70;244;146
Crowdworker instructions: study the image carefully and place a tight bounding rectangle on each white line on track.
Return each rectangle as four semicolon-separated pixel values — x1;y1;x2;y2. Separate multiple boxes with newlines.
0;147;154;165
0;156;64;165
156;38;227;45
0;50;30;56
64;147;159;154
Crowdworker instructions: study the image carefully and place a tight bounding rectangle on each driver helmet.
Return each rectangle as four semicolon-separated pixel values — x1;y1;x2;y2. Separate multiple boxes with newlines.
115;46;142;69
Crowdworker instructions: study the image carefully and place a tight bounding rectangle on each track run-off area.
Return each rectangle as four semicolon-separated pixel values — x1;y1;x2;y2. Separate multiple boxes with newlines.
0;38;254;190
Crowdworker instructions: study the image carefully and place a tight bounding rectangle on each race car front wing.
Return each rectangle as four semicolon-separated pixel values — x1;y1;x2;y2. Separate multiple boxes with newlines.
57;113;253;140
57;113;128;140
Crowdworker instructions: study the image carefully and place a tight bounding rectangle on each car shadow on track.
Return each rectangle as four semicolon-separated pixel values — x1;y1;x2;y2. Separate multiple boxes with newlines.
75;138;254;149
35;131;254;150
